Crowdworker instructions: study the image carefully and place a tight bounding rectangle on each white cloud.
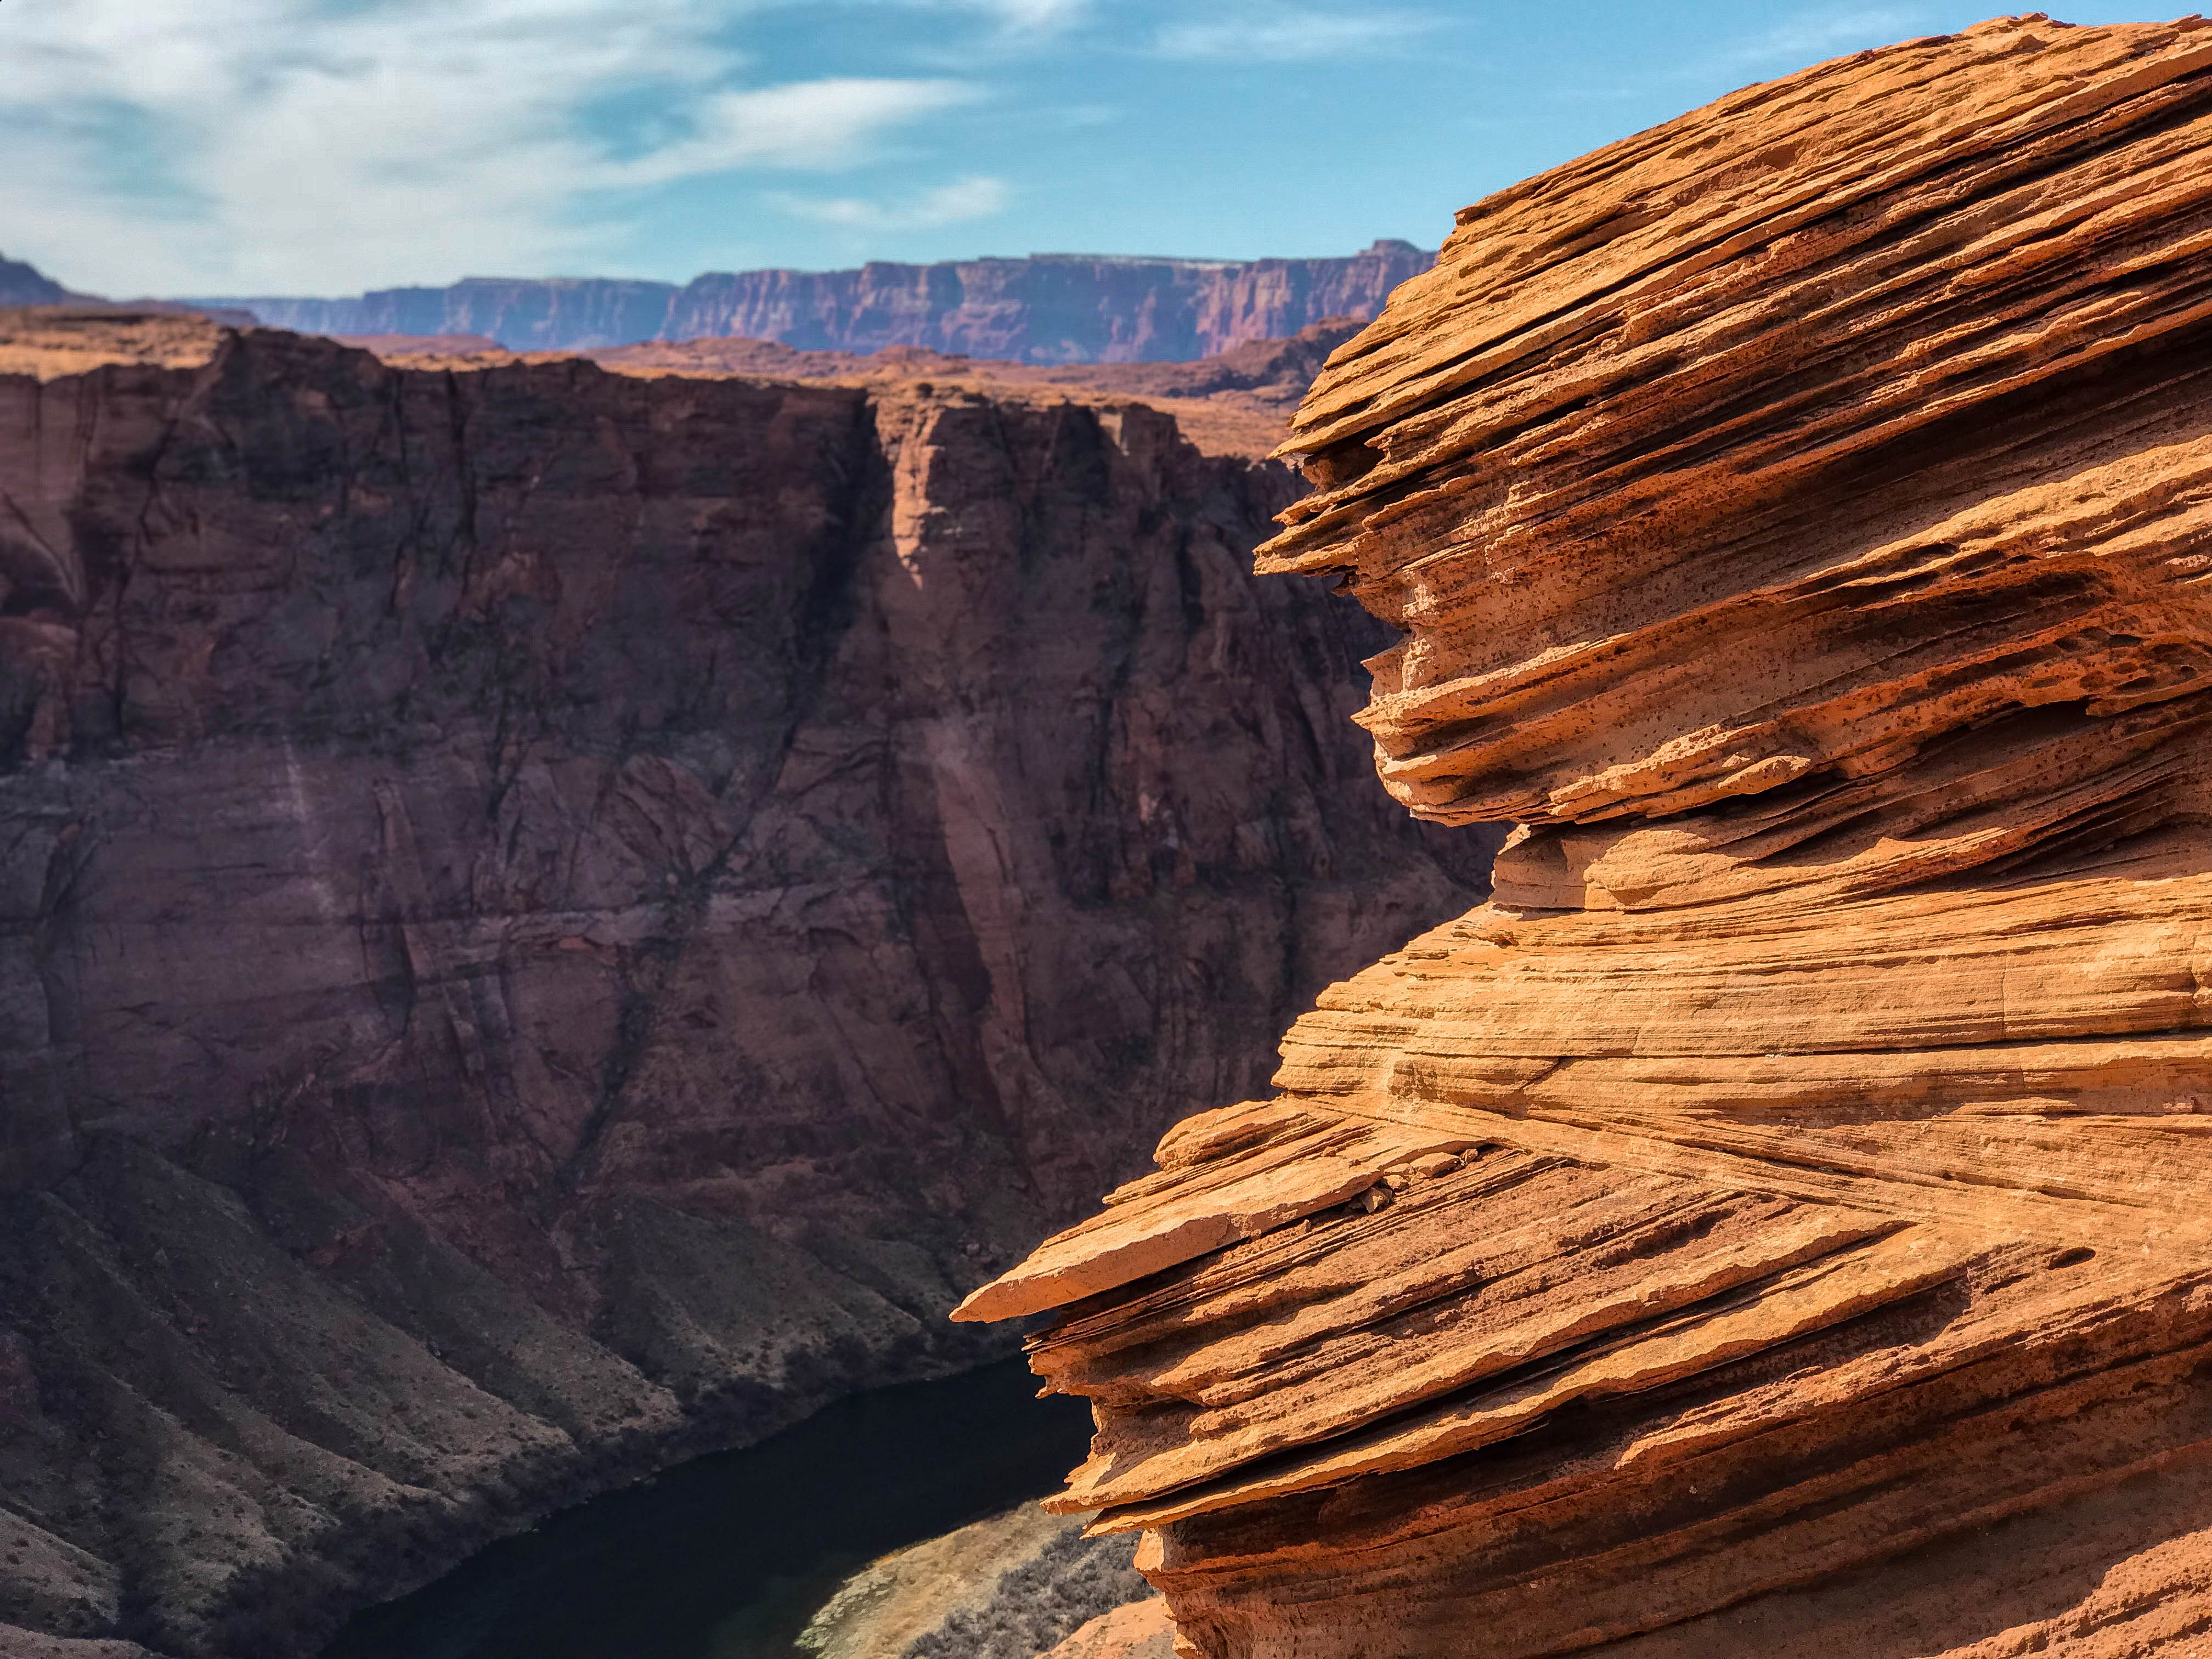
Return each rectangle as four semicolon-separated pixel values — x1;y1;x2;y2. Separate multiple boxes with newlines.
1155;7;1438;62
603;80;979;185
967;0;1089;31
769;173;1009;229
0;0;981;294
1714;7;1937;68
875;0;1089;35
882;0;1090;70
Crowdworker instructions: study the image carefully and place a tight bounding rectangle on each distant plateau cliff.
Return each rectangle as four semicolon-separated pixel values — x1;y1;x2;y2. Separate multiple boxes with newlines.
177;241;1435;360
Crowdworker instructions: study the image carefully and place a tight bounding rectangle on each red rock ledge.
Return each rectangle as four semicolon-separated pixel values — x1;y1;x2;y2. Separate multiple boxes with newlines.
957;15;2212;1657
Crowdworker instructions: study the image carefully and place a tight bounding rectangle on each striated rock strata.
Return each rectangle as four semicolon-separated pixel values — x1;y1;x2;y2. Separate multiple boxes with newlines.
961;15;2212;1657
0;316;1489;1656
185;243;1435;360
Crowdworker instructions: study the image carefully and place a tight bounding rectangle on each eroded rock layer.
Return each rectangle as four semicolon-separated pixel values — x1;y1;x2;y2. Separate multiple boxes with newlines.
961;16;2212;1657
0;319;1489;1657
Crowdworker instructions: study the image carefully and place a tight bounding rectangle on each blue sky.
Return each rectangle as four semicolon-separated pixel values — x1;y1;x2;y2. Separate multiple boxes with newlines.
0;2;2169;296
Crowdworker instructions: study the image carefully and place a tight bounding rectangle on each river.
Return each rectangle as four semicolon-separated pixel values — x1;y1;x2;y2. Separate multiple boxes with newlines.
321;1358;1093;1659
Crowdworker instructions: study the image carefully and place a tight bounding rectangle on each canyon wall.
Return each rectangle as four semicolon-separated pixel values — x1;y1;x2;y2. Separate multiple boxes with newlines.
963;15;2212;1658
0;319;1490;1657
185;242;1435;360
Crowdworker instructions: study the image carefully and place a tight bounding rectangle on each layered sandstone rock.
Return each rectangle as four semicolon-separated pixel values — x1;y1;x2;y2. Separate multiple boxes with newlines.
0;317;1488;1656
187;244;1435;360
962;16;2212;1657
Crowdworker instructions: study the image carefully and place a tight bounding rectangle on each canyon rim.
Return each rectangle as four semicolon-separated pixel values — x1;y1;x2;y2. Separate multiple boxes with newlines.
962;14;2212;1659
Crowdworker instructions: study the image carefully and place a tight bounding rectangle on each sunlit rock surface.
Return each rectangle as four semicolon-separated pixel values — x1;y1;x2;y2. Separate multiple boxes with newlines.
1041;1597;1176;1659
796;1502;1143;1659
0;317;1488;1657
963;16;2212;1657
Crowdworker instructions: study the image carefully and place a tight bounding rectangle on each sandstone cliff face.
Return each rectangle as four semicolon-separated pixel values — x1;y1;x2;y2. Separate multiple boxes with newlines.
190;243;1435;360
0;320;1488;1657
963;16;2212;1657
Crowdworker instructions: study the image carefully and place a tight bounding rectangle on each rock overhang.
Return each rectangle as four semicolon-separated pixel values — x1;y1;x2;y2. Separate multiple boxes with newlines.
963;17;2212;1659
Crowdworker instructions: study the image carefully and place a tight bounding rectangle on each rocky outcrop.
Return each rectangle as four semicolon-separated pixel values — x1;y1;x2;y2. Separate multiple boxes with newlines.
0;317;1490;1656
0;309;234;383
187;243;1435;360
961;15;2212;1657
1041;1598;1175;1659
793;1502;1130;1659
794;1503;1149;1659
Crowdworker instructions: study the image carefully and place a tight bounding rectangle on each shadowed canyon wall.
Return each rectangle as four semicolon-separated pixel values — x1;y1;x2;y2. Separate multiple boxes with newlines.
963;15;2212;1659
183;242;1436;361
0;320;1491;1657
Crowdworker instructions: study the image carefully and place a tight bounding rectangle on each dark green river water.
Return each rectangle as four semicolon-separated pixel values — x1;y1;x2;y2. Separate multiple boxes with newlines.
321;1358;1092;1659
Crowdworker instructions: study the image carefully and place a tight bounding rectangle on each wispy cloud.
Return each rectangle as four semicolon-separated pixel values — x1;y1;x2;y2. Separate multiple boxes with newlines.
966;0;1091;32
0;0;982;294
600;80;978;185
769;173;1009;229
1713;7;1938;69
1155;7;1440;63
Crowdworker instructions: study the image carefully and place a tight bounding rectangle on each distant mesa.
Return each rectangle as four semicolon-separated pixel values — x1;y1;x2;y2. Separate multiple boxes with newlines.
0;252;75;307
176;240;1436;361
0;252;256;327
0;242;1435;364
